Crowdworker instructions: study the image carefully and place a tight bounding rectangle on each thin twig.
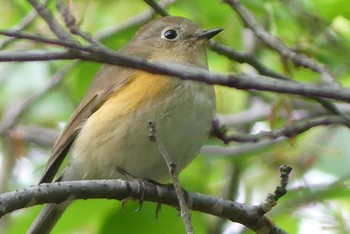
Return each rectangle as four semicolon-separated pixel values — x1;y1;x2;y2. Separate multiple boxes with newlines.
0;0;49;49
223;0;337;85
201;138;287;157
211;4;346;117
212;115;350;144
253;165;292;234
258;165;293;214
27;0;75;42
55;0;101;46
209;41;289;81
96;0;175;40
0;49;75;61
147;120;194;234
144;0;169;16
215;99;271;126
0;30;79;48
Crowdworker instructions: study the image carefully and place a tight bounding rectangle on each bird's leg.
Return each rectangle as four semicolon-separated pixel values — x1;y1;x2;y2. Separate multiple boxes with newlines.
116;167;146;211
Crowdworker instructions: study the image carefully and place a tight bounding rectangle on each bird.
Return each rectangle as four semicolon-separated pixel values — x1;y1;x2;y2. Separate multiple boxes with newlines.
28;16;222;234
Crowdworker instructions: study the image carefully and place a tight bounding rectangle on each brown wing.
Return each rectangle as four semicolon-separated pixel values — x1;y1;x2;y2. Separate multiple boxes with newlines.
39;65;135;183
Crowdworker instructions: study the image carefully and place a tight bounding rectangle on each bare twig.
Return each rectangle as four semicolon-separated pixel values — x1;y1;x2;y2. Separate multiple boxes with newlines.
96;0;175;40
201;138;287;157
0;0;49;49
147;121;193;234
27;0;75;42
55;0;101;46
217;101;350;128
209;41;289;81
215;99;271;126
0;30;75;48
258;165;292;214
223;0;337;85
210;41;340;114
0;49;75;61
212;115;350;144
144;0;169;16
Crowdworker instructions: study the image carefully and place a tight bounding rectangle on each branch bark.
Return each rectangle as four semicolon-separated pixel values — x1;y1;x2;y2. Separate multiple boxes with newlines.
0;179;286;233
1;31;350;102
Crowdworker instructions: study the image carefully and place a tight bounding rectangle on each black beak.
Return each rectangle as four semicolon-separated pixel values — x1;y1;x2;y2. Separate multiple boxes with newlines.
196;28;223;40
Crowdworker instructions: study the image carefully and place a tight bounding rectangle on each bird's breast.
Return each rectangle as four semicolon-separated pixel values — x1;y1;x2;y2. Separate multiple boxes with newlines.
65;71;215;181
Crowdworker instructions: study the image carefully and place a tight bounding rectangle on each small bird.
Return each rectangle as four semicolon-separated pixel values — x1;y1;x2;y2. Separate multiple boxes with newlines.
28;16;222;233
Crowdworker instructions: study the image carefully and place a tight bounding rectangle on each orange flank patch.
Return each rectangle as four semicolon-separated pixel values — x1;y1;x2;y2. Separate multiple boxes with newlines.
93;71;176;123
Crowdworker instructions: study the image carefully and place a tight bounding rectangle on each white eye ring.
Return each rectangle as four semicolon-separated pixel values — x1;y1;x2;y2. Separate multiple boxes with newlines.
161;29;179;41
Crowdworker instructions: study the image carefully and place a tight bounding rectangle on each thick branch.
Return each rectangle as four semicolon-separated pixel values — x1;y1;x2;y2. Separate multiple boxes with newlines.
0;179;286;233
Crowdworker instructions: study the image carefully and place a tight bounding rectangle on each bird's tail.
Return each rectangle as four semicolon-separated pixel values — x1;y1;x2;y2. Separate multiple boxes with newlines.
27;200;71;234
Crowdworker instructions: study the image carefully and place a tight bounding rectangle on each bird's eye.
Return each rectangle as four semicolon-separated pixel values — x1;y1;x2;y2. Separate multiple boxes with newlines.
162;29;178;40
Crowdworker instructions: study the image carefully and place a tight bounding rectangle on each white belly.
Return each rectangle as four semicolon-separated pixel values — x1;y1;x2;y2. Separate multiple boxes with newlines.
64;80;215;181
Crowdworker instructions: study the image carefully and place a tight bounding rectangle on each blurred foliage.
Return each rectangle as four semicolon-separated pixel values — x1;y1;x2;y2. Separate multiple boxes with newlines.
1;0;350;234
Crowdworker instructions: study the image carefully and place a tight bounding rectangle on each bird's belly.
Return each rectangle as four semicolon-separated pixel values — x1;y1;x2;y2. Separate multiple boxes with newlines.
64;80;215;181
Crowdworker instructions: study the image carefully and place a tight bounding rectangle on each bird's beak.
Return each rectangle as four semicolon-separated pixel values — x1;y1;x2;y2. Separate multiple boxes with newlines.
196;28;223;40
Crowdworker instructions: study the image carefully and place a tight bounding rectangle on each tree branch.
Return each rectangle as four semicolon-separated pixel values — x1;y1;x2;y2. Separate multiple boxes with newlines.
258;165;292;214
0;179;287;233
212;115;349;144
1;30;350;103
96;0;175;40
27;0;75;42
201;138;287;157
144;0;169;16
223;0;336;85
148;121;193;234
0;0;48;49
209;41;289;81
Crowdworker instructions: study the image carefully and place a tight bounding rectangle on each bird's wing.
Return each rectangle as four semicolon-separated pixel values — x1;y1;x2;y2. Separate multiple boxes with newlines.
39;65;135;183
